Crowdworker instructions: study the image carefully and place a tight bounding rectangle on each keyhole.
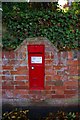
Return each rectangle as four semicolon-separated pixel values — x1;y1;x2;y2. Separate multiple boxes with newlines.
32;66;34;69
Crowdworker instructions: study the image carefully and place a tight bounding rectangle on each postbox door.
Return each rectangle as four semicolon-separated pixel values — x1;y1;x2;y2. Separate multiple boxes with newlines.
28;45;45;90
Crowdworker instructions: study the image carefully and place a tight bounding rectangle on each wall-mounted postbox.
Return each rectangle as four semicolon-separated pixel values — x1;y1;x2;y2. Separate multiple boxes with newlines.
28;45;45;90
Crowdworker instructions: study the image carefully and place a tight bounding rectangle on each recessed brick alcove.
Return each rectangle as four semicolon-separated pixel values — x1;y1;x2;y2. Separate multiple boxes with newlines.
2;37;79;106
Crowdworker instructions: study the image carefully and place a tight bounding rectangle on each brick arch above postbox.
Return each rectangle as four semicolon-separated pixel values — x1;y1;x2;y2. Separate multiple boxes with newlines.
14;36;59;68
15;37;58;53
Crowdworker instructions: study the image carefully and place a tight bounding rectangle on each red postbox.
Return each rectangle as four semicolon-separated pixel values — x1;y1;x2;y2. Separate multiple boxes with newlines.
28;45;45;90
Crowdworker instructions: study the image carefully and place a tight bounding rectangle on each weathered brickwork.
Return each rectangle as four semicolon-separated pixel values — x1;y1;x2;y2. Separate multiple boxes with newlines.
2;37;79;106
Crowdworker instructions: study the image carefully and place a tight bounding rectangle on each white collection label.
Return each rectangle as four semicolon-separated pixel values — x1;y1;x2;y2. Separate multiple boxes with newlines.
31;57;42;63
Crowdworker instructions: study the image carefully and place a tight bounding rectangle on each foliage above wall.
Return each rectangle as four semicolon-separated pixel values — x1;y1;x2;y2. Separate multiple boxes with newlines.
2;2;80;51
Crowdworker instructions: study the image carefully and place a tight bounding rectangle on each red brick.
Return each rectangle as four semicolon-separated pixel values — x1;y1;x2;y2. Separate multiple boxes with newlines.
14;89;27;94
45;91;51;94
45;65;52;70
68;51;73;59
67;60;78;65
53;66;62;70
11;69;28;75
51;86;55;90
2;76;5;80
78;60;80;64
16;66;27;71
45;70;53;75
55;89;64;95
64;90;77;94
9;51;15;59
2;80;14;86
22;52;26;59
15;76;29;81
64;81;78;86
57;71;65;75
52;95;65;98
46;81;55;86
45;76;52;81
68;66;78;75
14;81;29;86
9;60;15;65
68;76;79;81
2;75;13;80
3;70;10;75
11;71;17;75
29;90;41;94
45;86;52;90
15;86;28;89
2;66;13;70
54;86;65;90
65;94;77;98
51;90;55;94
45;90;55;95
2;52;5;59
17;69;28;75
45;52;51;59
51;53;54;59
45;60;53;64
53;75;61;80
2;85;14;89
66;86;78;89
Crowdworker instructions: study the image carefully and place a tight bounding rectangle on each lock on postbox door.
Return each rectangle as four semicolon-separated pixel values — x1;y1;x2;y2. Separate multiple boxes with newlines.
28;45;45;90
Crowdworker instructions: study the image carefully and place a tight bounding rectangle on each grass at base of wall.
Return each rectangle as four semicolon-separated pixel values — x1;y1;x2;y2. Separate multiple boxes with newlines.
2;108;80;120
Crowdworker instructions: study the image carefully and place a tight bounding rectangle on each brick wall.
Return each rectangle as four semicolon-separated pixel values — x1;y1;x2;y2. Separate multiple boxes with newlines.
2;37;79;106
